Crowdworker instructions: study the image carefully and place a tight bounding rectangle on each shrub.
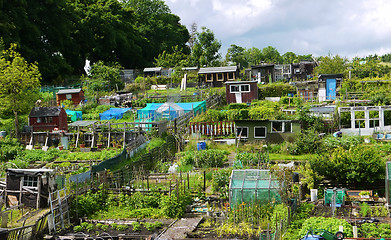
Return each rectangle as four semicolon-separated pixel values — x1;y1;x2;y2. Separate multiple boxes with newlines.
179;149;228;168
288;128;322;155
73;225;83;232
228;103;248;110
211;169;231;198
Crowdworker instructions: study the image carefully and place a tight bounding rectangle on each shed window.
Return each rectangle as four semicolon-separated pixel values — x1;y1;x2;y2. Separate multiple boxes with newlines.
271;121;283;132
230;85;240;93
206;74;213;82
241;85;250;92
236;127;248;138
254;126;267;138
217;73;224;81
228;72;235;80
24;176;38;187
37;117;41;123
66;94;72;100
285;122;292;132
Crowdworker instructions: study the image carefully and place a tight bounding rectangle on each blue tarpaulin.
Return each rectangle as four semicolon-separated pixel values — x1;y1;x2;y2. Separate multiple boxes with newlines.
137;101;206;121
99;108;132;120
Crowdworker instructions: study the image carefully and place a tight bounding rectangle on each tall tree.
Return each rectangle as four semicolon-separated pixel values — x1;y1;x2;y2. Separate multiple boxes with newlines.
123;0;190;67
191;27;222;67
261;46;282;64
313;55;348;77
154;46;188;68
225;44;246;68
0;44;41;137
244;47;263;66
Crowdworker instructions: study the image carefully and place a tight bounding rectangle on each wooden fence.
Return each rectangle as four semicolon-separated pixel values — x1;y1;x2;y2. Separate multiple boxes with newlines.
189;121;235;136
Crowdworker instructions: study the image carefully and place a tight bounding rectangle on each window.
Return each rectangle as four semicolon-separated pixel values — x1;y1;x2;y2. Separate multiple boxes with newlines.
240;85;250;92
236;127;248;138
228;72;235;80
254;126;267;138
271;121;283;132
66;94;72;100
230;85;240;93
285;122;292;132
23;176;38;187
47;117;53;123
217;73;224;81
206;74;213;82
37;117;41;123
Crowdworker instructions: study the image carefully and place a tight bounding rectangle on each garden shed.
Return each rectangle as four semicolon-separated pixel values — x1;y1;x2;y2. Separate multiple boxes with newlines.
229;169;280;208
99;108;132;120
5;169;56;209
65;110;83;122
225;80;258;104
234;120;301;144
29;107;68;132
56;88;85;106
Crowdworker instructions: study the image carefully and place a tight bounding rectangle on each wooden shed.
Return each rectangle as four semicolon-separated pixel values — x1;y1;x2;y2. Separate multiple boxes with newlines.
5;169;56;208
235;120;301;144
198;66;239;87
29;107;68;132
225;81;258;104
56;88;85;106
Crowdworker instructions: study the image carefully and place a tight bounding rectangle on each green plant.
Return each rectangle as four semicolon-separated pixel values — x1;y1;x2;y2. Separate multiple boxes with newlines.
86;223;95;232
131;222;141;231
360;202;371;217
143;221;163;231
115;224;128;231
73;225;83;232
101;224;109;231
359;191;371;196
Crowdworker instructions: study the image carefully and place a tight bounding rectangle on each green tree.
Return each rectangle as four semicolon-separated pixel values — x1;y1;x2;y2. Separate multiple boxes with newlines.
313;54;348;77
0;44;41;137
191;27;222;67
244;47;263;66
282;52;297;64
154;46;189;68
84;61;123;100
225;44;246;68
262;46;282;64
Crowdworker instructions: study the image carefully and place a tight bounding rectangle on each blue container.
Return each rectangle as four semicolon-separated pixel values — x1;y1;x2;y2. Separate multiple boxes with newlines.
0;131;6;138
197;141;206;151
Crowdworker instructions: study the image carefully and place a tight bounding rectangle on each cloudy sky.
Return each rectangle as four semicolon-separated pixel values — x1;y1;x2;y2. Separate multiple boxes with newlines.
165;0;391;59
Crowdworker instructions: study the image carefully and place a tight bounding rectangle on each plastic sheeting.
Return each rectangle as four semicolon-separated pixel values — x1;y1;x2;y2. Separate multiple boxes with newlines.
99;108;132;120
66;110;83;122
137;101;206;121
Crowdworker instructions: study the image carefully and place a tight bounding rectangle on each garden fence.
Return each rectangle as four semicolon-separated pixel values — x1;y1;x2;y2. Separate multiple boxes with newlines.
189;121;235;136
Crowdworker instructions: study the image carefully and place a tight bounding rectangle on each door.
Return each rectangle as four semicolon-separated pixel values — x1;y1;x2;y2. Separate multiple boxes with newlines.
235;93;242;103
326;79;336;100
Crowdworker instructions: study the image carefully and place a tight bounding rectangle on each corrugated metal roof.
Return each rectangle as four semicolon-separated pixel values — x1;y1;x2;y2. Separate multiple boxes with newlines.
68;120;98;127
144;67;162;72
198;66;237;74
29;107;63;117
57;88;82;95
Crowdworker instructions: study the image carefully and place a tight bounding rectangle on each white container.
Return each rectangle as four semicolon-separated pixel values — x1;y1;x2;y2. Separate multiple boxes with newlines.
310;189;318;202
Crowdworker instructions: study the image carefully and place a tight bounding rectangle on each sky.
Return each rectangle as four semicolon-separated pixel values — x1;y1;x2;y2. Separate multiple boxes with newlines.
164;0;391;60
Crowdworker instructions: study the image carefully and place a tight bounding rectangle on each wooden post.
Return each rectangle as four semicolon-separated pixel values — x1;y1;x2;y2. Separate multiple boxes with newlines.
187;172;190;190
36;176;41;209
19;176;23;205
203;171;206;192
147;175;149;191
108;122;111;148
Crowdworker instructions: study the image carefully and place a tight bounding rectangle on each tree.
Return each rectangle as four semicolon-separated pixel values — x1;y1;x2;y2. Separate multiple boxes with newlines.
154;46;189;68
313;54;348;77
261;46;282;64
191;27;222;67
244;47;263;66
84;61;123;101
282;52;297;64
225;44;246;68
0;44;41;137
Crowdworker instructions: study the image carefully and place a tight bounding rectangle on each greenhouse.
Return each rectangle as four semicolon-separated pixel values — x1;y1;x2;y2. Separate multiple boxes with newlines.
99;108;132;120
229;169;281;208
386;161;391;205
137;101;206;121
65;110;83;122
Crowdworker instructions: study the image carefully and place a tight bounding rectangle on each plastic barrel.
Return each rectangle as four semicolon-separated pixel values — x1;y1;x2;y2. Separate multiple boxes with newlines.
197;141;206;151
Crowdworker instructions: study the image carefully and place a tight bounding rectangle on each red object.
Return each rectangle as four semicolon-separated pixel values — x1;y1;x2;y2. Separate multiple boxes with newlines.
29;107;68;132
56;88;85;106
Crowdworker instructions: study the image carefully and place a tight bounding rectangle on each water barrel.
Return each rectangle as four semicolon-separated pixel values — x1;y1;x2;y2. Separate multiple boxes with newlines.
310;189;318;202
197;141;206;151
0;131;6;138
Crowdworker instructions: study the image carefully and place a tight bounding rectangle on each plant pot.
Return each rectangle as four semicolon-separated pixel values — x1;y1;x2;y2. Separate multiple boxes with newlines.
80;144;85;148
97;144;103;149
58;146;64;150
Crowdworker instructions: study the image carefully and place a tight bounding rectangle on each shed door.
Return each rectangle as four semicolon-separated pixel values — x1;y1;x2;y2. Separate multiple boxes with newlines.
326;79;336;100
235;93;242;103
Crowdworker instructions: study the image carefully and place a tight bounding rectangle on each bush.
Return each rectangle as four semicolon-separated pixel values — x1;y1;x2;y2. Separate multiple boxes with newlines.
228;103;248;110
179;149;228;168
288;128;322;155
258;83;295;99
211;168;231;198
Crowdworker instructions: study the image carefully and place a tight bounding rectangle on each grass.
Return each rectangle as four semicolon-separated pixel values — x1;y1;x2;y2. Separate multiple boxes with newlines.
268;153;316;161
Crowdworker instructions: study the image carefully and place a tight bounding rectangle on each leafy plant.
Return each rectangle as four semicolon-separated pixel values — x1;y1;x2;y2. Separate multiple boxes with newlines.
131;222;141;231
360;202;371;217
73;225;83;232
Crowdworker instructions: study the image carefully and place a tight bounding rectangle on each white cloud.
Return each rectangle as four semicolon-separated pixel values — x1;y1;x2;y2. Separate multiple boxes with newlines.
165;0;391;58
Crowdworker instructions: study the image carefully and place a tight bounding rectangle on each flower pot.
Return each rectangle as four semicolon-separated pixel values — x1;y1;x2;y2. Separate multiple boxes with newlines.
58;146;64;150
80;144;85;148
97;144;103;149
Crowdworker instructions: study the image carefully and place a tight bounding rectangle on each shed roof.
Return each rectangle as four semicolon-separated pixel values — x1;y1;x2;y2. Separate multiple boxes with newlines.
224;80;258;85
7;168;54;176
29;107;63;117
68;120;98;127
57;88;83;95
198;66;237;74
144;67;162;72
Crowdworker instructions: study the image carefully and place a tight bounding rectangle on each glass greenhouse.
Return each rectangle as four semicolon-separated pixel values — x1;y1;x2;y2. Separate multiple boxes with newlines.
229;169;281;208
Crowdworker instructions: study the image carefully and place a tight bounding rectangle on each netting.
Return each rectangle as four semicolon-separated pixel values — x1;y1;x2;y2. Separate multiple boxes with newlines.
229;169;281;208
324;189;346;205
137;101;206;121
66;110;83;122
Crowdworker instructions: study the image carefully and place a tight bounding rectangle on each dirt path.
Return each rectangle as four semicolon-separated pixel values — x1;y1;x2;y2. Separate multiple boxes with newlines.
156;216;202;240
